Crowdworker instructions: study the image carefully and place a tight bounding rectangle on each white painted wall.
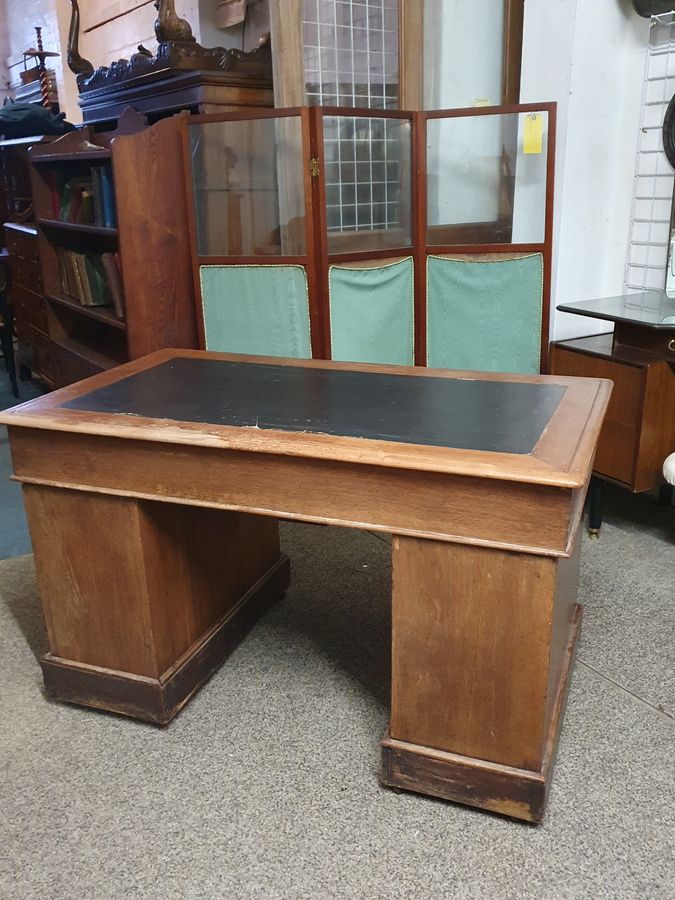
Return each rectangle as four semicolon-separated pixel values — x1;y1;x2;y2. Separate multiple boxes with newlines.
424;0;504;109
521;0;650;341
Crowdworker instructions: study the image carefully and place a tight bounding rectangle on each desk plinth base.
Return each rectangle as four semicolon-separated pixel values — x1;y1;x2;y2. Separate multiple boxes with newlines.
22;485;289;725
382;603;582;823
40;555;290;724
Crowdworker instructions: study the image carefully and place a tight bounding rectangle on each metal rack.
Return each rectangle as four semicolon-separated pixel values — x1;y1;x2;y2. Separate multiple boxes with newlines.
625;13;675;292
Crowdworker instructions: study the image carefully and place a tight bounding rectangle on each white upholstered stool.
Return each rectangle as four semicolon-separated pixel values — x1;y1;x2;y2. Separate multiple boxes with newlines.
664;453;675;486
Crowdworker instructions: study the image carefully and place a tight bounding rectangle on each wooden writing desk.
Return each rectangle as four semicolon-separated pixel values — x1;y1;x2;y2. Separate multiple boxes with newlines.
0;350;611;823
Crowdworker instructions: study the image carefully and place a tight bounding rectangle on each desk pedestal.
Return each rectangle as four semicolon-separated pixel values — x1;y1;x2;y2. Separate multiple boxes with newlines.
23;484;289;724
382;535;581;823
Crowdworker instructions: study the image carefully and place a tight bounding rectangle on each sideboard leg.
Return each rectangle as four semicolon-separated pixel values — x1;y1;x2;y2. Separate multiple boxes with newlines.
588;476;604;539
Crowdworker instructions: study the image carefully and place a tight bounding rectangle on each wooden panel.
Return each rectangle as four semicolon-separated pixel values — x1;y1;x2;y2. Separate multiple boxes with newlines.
11;283;49;334
546;529;580;727
550;345;643;428
390;537;563;771
22;484;283;679
9;254;43;293
15;323;55;383
9;428;575;556
270;0;305;106
502;0;525;104
51;340;106;387
0;348;611;491
113;115;198;356
593;420;638;485
5;225;39;262
635;361;675;492
614;322;675;357
399;0;423;109
137;502;281;674
22;486;159;676
549;341;675;490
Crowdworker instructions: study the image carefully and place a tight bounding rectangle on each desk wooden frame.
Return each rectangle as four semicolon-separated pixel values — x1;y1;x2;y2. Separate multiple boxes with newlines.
0;350;610;823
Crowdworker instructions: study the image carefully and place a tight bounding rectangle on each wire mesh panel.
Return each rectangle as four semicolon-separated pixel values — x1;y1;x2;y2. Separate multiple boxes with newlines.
625;15;675;293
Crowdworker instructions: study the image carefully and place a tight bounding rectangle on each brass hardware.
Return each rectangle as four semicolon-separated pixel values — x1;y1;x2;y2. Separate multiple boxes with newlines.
309;157;320;177
588;528;600;540
668;338;675;352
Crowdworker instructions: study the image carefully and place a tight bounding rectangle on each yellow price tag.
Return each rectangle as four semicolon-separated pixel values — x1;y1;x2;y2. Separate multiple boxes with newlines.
523;114;543;155
473;98;490;107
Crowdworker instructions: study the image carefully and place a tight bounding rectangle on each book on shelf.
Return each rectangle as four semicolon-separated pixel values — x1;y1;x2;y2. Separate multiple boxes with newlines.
56;248;124;314
101;252;125;319
51;165;116;227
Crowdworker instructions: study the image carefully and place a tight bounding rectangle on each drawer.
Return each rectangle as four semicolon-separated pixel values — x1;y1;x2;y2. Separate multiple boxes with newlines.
9;255;43;293
550;346;643;428
5;227;39;264
593;420;637;486
10;282;49;334
16;323;54;382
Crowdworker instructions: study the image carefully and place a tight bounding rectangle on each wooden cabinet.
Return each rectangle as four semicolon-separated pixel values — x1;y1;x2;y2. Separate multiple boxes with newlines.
5;222;55;386
28;115;198;387
1;136;57;387
550;332;675;492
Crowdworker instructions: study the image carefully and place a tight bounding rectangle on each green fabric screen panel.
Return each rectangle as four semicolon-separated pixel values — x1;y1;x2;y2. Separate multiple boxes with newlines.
426;254;544;374
329;258;414;366
199;264;312;358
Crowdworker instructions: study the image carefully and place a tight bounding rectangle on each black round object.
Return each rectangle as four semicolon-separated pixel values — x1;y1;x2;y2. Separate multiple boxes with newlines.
633;1;675;16
663;93;675;170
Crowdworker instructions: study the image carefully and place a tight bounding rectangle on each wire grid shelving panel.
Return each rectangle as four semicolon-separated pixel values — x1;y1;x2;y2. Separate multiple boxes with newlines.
625;14;675;293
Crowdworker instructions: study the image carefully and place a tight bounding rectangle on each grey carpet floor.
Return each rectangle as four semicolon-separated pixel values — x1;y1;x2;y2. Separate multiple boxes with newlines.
0;375;44;559
1;499;674;899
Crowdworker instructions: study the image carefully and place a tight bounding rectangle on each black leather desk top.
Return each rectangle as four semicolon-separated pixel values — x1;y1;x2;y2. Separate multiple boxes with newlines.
62;358;565;454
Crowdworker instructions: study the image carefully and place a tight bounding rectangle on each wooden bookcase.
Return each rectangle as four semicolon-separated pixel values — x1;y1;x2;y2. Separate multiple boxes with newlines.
29;114;197;387
0;135;56;386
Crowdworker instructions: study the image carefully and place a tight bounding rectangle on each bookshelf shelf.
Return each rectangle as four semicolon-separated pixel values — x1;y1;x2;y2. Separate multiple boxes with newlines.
32;150;112;164
51;336;119;371
47;292;126;330
38;218;118;238
28;117;198;388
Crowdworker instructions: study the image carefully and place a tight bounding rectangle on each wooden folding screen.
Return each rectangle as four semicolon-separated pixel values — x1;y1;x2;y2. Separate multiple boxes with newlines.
182;102;555;373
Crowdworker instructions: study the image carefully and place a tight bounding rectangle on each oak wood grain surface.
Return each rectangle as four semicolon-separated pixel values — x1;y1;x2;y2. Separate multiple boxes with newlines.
0;349;611;489
4;350;609;821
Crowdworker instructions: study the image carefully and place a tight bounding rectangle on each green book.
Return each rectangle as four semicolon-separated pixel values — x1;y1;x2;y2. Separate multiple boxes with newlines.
84;255;112;307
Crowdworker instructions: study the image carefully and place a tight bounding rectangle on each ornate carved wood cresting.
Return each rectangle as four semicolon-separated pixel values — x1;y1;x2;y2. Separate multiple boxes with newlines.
66;0;272;94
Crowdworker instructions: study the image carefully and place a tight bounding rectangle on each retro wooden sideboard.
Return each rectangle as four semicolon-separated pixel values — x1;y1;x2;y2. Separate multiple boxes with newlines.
550;292;675;497
0;350;610;823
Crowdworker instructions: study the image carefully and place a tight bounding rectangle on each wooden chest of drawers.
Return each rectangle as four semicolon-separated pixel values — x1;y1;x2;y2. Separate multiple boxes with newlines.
550;333;675;492
5;222;54;387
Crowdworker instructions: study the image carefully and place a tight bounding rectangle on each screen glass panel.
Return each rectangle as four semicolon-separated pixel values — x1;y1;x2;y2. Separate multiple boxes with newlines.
426;111;549;245
323;114;412;253
189;117;306;257
303;0;399;108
